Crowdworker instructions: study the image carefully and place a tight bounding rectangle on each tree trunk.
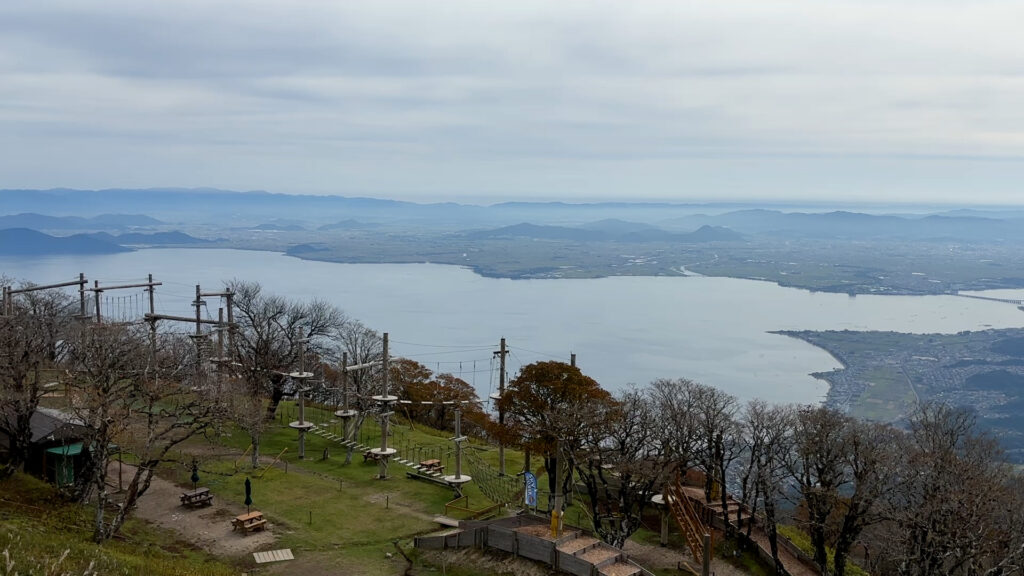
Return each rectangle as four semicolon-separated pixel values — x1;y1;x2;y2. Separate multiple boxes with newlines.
265;383;285;421
250;433;261;469
759;475;783;575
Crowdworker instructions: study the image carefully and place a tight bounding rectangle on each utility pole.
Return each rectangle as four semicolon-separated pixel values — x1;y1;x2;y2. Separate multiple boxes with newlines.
493;337;508;475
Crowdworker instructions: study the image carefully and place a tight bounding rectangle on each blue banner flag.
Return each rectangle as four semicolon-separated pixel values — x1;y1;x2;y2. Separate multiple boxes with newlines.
524;472;538;507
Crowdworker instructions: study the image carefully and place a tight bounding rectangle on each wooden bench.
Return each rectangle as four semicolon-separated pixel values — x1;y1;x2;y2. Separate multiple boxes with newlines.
232;511;267;534
420;459;444;473
179;487;213;508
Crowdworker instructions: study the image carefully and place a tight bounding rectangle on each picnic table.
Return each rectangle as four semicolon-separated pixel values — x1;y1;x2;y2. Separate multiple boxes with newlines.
179;487;213;508
232;511;267;534
420;459;444;473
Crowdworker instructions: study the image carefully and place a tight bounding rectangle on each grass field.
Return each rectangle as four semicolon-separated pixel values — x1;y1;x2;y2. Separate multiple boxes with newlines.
0;473;238;576
852;365;916;421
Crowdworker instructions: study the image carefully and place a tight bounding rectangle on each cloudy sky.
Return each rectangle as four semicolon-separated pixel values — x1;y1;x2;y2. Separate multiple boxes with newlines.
2;1;1023;205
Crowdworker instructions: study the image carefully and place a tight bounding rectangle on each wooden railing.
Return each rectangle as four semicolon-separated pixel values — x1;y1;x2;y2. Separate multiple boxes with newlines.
664;472;710;567
444;494;501;520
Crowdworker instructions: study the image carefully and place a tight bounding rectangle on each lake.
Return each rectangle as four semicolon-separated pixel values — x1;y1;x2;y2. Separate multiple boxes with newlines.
4;248;1024;405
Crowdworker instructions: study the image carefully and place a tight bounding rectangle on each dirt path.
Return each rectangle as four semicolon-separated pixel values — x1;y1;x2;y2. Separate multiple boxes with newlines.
623;539;749;576
117;463;276;558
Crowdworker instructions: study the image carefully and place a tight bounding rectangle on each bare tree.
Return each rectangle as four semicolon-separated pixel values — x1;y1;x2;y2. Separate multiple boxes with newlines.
0;284;75;476
574;387;670;548
691;382;741;534
830;420;898;576
786;405;849;573
649;378;701;475
872;403;1022;576
226;280;347;466
65;323;225;542
744;400;795;574
335;319;383;464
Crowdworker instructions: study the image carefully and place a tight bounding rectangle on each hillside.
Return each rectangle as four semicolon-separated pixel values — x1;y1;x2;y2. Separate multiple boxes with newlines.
0;473;236;576
0;228;133;255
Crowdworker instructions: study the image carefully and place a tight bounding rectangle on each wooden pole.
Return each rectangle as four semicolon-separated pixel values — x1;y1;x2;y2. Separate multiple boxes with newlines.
93;281;101;324
497;337;507;475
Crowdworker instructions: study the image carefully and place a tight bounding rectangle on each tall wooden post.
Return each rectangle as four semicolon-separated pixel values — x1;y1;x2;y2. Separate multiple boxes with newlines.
496;337;507;475
93;280;102;324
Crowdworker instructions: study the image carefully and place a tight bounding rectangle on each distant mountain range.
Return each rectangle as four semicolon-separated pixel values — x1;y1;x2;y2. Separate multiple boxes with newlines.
663;210;1024;242
2;188;1024;244
0;212;163;230
465;222;744;243
84;231;211;245
0;228;210;256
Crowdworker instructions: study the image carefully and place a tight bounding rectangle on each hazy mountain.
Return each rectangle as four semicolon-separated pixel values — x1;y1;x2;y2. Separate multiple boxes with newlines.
286;243;329;255
465;222;743;243
85;231;212;245
0;228;133;255
662;209;1024;242
317;219;382;231
251;223;306;231
466;223;608;241
0;213;164;230
579;219;661;234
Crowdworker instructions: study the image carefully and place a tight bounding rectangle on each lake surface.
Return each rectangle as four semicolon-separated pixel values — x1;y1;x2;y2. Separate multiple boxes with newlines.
4;248;1024;405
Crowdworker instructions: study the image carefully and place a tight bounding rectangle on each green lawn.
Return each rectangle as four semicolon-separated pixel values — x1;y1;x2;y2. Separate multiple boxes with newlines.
0;473;237;576
171;401;529;574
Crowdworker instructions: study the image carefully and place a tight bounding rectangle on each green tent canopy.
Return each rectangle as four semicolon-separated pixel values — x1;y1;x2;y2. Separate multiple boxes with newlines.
45;443;84;457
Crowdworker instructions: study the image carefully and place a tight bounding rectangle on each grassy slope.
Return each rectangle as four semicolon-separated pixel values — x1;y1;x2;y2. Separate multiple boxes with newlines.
0;473;237;576
175;401;529;575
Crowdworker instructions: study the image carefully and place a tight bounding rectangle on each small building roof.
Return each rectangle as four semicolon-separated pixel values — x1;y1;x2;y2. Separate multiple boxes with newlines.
30;407;88;444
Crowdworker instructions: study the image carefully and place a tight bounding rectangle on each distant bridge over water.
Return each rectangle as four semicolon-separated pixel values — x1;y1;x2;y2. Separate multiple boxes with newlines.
956;293;1024;306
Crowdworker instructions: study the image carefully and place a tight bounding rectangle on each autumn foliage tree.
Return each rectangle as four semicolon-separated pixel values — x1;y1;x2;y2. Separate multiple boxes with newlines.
390;358;485;432
497;361;613;503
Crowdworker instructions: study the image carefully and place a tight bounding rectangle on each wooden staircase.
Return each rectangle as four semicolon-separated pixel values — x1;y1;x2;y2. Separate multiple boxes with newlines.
664;472;710;568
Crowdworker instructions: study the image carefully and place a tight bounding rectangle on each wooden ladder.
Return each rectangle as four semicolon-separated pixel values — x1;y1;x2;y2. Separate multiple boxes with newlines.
664;472;709;568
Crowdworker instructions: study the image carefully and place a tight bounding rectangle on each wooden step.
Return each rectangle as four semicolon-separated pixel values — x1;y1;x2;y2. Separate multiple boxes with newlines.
598;562;642;576
558;535;599;554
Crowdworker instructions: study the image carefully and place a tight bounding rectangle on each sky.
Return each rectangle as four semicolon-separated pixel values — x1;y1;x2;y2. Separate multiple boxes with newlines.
2;1;1024;205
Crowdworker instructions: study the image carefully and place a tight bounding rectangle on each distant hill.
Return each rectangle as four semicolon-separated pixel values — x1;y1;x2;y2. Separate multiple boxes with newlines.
85;231;212;245
286;243;329;255
662;209;1024;242
317;219;382;231
466;223;608;241
465;222;743;243
685;225;744;242
0;228;133;255
0;213;163;230
251;223;306;231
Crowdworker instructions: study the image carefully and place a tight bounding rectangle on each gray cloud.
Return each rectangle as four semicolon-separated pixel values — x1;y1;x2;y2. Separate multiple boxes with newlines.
1;0;1023;204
